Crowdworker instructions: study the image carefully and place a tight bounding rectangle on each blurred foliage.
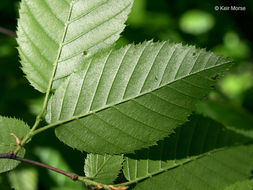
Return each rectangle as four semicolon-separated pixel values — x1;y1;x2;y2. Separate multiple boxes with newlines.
0;0;253;189
179;10;215;35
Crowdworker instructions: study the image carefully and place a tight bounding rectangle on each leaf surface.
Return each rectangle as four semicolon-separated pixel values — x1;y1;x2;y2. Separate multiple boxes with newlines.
0;116;30;173
224;180;253;190
123;115;250;182
84;154;123;184
46;41;232;154
17;0;133;92
132;144;253;190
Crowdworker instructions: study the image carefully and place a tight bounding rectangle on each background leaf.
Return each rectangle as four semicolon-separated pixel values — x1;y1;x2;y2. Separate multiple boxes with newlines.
0;116;30;173
84;154;123;184
46;41;232;154
123;115;250;182
196;101;253;138
8;167;38;190
34;147;84;190
17;0;133;92
131;144;253;190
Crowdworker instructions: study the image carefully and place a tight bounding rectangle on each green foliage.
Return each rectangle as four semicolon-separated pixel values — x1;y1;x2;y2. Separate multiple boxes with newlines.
0;116;30;173
18;0;133;92
8;167;38;190
123;115;250;182
47;41;232;154
34;147;84;189
84;154;123;184
179;10;215;35
132;144;253;190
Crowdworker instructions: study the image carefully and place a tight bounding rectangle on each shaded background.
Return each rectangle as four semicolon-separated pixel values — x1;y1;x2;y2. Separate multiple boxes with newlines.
0;0;252;189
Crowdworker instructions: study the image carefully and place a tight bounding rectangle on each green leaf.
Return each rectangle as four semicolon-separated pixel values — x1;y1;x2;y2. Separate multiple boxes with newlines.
132;144;253;190
0;116;30;173
123;115;250;182
224;180;253;190
8;167;38;190
84;154;123;184
196;101;253;138
46;41;232;154
17;0;133;92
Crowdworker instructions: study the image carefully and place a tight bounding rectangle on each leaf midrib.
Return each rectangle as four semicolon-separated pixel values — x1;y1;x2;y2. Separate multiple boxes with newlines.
121;148;225;187
46;58;231;129
92;156;114;178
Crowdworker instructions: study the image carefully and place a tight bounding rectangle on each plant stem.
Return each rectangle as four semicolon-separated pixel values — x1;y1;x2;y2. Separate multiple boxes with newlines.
0;152;114;189
0;152;78;180
0;26;17;38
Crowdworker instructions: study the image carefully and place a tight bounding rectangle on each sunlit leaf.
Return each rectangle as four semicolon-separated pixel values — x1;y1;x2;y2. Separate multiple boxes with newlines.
17;0;133;92
46;41;232;154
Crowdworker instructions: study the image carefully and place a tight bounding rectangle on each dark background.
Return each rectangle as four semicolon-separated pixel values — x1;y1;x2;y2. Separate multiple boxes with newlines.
0;0;252;189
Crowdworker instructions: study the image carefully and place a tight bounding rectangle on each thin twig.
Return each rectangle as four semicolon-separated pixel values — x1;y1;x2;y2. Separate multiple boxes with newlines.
0;152;78;180
0;27;17;38
0;152;127;190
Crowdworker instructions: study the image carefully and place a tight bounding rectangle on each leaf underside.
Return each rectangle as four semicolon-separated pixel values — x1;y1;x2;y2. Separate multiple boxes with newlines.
0;117;30;173
46;41;232;154
17;0;133;92
84;154;123;184
224;180;253;190
132;144;253;190
123;115;250;182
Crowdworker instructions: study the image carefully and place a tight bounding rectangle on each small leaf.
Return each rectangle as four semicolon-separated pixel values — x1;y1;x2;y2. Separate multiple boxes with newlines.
123;115;250;182
17;0;133;92
46;41;232;154
224;180;253;190
0;116;30;173
132;144;253;190
84;154;123;184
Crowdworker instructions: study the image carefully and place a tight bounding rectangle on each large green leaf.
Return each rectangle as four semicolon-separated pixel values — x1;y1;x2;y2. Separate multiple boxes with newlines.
132;144;253;190
84;154;123;184
123;115;250;182
46;41;232;154
0;116;30;173
17;0;133;92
